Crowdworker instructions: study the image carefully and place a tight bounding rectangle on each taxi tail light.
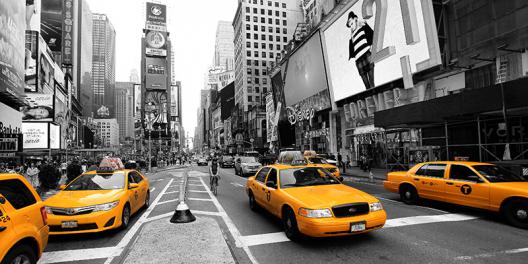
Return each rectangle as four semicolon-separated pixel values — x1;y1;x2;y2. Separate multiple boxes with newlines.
40;206;48;225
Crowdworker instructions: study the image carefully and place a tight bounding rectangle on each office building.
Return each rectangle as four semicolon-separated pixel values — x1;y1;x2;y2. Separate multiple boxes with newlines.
115;82;135;141
214;21;235;71
92;13;116;118
94;118;119;147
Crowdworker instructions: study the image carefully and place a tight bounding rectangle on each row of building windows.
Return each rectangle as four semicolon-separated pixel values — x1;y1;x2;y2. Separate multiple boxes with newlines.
244;0;286;8
247;86;268;94
247;68;268;76
246;6;287;17
246;24;288;34
246;59;274;67
246;50;282;59
246;16;288;26
246;33;288;42
246;77;268;85
246;41;287;51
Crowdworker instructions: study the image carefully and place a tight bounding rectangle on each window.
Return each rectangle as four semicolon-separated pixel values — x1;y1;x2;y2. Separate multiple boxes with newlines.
254;60;259;66
283;28;287;34
261;17;265;23
282;12;286;17
254;51;259;57
268;10;272;16
248;86;253;93
247;51;251;57
246;33;251;39
261;9;265;15
268;18;272;24
247;68;252;74
255;77;260;84
283;37;287;42
246;42;251;48
266;169;278;186
254;42;258;48
255;86;260;93
282;3;286;8
247;60;252;65
246;15;250;21
268;26;273;33
275;19;280;25
275;2;279;7
246;24;250;30
261;34;266;40
262;52;267;58
246;7;250;12
248;95;253;102
253;16;258;22
131;172;143;183
261;43;266;49
253;8;257;13
253;25;258;31
276;36;280;41
268;1;272;6
283;20;287;26
256;96;260;102
276;27;280;33
263;87;267;93
275;11;279;16
0;179;37;209
450;165;481;182
416;164;446;178
262;69;267;75
255;69;260;76
261;25;265;31
270;52;274;58
269;44;274;50
262;61;267;67
247;77;252;83
269;35;273;41
254;33;258;39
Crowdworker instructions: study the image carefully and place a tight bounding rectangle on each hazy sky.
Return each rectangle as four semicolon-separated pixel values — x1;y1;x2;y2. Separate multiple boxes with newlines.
87;0;237;138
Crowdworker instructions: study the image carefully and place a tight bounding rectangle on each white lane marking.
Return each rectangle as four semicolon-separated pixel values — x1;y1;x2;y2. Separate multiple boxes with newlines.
455;247;528;260
193;210;225;216
231;182;244;188
150;187;156;192
188;198;213;202
151;179;165;182
377;197;450;214
40;178;176;264
188;190;208;193
198;176;259;264
384;213;477;228
242;232;289;247
188;183;203;186
158;199;178;205
165;190;179;194
39;247;116;263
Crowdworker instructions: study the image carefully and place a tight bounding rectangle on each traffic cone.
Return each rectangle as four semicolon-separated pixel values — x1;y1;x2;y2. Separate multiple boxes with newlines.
170;200;196;223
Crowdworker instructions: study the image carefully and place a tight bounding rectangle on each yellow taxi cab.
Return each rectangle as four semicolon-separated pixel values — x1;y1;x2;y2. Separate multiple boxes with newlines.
1;173;49;264
384;161;528;228
44;160;150;235
245;162;386;240
303;151;340;177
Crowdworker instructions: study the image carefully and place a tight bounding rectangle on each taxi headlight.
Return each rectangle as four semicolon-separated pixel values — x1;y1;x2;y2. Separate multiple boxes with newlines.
298;208;332;218
93;201;120;212
369;202;383;212
45;207;53;215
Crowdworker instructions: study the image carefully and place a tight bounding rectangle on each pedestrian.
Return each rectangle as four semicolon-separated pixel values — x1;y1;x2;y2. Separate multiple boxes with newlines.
37;163;61;201
337;153;345;173
66;159;83;184
26;163;40;187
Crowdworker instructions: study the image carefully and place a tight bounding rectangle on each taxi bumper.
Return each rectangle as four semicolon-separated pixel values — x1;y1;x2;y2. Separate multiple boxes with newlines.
297;210;386;237
383;180;399;193
47;206;123;235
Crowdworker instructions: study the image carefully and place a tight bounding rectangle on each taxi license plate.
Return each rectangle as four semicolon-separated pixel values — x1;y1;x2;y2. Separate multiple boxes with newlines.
61;221;78;228
350;222;366;232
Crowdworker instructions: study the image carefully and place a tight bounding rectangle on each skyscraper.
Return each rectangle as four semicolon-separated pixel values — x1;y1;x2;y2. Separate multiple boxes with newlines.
214;21;235;71
92;13;116;118
115;82;135;141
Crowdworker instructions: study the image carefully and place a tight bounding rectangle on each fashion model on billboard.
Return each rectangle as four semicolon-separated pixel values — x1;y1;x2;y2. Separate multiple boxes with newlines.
347;11;375;89
22;105;54;120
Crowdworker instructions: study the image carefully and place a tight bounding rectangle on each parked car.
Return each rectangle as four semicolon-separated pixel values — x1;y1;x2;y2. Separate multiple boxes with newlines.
384;161;528;228
197;157;208;166
1;173;49;264
235;156;262;177
220;155;235;168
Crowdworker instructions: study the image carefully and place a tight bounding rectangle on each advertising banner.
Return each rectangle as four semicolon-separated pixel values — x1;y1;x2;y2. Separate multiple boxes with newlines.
283;32;328;107
0;0;26;98
22;93;54;122
144;91;169;137
25;31;39;92
145;30;167;57
26;0;41;31
266;94;275;143
38;35;55;93
62;0;74;65
41;0;63;52
0;102;23;154
55;86;69;149
22;122;49;149
323;0;441;102
49;123;60;149
145;57;167;90
134;84;142;123
145;2;167;32
170;84;179;117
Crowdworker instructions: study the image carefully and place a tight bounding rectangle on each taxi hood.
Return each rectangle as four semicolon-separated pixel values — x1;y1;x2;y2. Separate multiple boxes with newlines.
282;184;378;208
492;182;528;195
45;190;124;208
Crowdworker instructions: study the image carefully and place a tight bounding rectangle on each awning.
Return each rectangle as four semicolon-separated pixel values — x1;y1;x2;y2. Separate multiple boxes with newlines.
374;77;528;128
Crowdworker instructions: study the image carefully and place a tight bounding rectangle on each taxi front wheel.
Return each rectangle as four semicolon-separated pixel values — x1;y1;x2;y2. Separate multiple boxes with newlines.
503;199;528;229
2;243;37;264
248;191;258;212
121;204;131;230
282;208;301;241
400;185;419;205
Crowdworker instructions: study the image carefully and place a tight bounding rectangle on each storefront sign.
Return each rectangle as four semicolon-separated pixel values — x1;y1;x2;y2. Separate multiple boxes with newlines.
304;127;330;139
62;0;74;65
0;138;18;152
287;106;314;125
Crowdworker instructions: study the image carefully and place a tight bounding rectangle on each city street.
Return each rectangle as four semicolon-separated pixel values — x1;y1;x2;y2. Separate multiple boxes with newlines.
38;165;528;264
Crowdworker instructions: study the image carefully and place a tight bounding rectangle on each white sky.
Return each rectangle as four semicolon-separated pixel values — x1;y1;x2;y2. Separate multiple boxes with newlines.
87;0;237;138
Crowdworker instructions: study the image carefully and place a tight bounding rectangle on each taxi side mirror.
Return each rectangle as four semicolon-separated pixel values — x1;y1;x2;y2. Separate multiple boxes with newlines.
337;176;344;182
59;185;67;190
0;195;5;204
467;175;483;183
129;183;139;189
266;181;277;188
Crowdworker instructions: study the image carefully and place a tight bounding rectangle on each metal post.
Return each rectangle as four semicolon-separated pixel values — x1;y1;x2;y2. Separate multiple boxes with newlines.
477;116;482;162
148;130;152;172
444;122;450;160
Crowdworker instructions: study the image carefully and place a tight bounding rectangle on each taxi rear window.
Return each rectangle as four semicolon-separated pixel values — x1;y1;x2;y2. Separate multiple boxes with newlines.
0;179;37;209
416;164;446;178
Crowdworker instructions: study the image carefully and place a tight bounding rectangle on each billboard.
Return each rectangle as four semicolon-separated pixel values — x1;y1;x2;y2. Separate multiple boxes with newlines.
170;84;180;117
26;0;41;31
0;0;25;98
25;31;39;92
145;57;167;90
144;91;169;137
283;32;328;107
49;123;61;149
134;84;141;123
22;122;49;149
55;86;69;149
323;0;441;102
145;30;167;57
22;93;54;122
41;0;62;52
145;2;167;32
38;36;55;93
62;0;74;65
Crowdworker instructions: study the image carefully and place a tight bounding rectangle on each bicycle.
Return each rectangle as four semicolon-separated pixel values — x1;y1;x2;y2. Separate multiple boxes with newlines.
210;173;220;196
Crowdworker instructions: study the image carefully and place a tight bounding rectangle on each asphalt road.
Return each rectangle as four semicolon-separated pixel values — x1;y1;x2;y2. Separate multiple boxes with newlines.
40;165;528;264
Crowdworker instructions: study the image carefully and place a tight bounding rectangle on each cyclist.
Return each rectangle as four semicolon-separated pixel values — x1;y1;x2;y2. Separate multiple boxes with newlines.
209;156;221;189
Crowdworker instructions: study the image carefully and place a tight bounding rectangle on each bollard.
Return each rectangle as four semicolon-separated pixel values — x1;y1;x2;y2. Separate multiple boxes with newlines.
369;170;374;183
170;171;196;223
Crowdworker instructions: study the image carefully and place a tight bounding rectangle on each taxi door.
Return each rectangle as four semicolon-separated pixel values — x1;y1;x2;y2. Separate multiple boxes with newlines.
0;200;15;255
261;168;280;216
444;164;490;210
250;167;270;206
127;172;140;212
413;164;447;200
131;171;148;211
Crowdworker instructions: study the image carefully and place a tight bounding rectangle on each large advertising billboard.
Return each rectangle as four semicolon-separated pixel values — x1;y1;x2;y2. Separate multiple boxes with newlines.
41;0;62;53
49;123;60;149
38;35;55;93
170;84;180;117
0;0;25;98
26;0;41;31
55;86;69;149
283;32;328;107
145;2;167;32
145;30;167;57
25;31;39;92
22;122;49;149
145;57;167;90
22;93;54;122
134;84;142;125
323;0;441;102
144;91;169;137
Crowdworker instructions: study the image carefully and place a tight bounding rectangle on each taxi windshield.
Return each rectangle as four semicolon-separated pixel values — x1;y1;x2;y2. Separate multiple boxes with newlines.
65;172;125;190
280;167;340;188
473;165;526;183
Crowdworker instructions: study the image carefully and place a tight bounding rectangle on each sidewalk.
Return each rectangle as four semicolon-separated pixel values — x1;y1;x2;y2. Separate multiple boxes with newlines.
341;166;389;181
122;216;235;264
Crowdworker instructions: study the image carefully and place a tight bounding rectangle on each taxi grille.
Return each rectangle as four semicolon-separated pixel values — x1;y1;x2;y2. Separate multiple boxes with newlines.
49;223;98;232
332;203;369;218
50;207;94;216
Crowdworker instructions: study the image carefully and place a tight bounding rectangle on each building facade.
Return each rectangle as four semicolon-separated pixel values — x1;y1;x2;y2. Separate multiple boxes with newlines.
115;82;135;141
214;21;235;71
94;118;119;148
92;13;116;119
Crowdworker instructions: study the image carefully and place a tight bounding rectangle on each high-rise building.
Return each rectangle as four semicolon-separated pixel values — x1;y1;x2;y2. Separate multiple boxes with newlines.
75;0;94;119
92;13;116;118
233;0;303;111
94;118;119;147
214;21;235;71
115;82;135;141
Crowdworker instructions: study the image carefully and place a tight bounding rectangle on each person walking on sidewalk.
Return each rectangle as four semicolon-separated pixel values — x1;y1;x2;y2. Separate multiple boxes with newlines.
338;153;346;173
209;157;221;190
26;162;39;187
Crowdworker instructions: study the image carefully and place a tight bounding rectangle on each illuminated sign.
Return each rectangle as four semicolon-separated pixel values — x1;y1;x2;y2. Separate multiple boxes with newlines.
62;0;74;65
